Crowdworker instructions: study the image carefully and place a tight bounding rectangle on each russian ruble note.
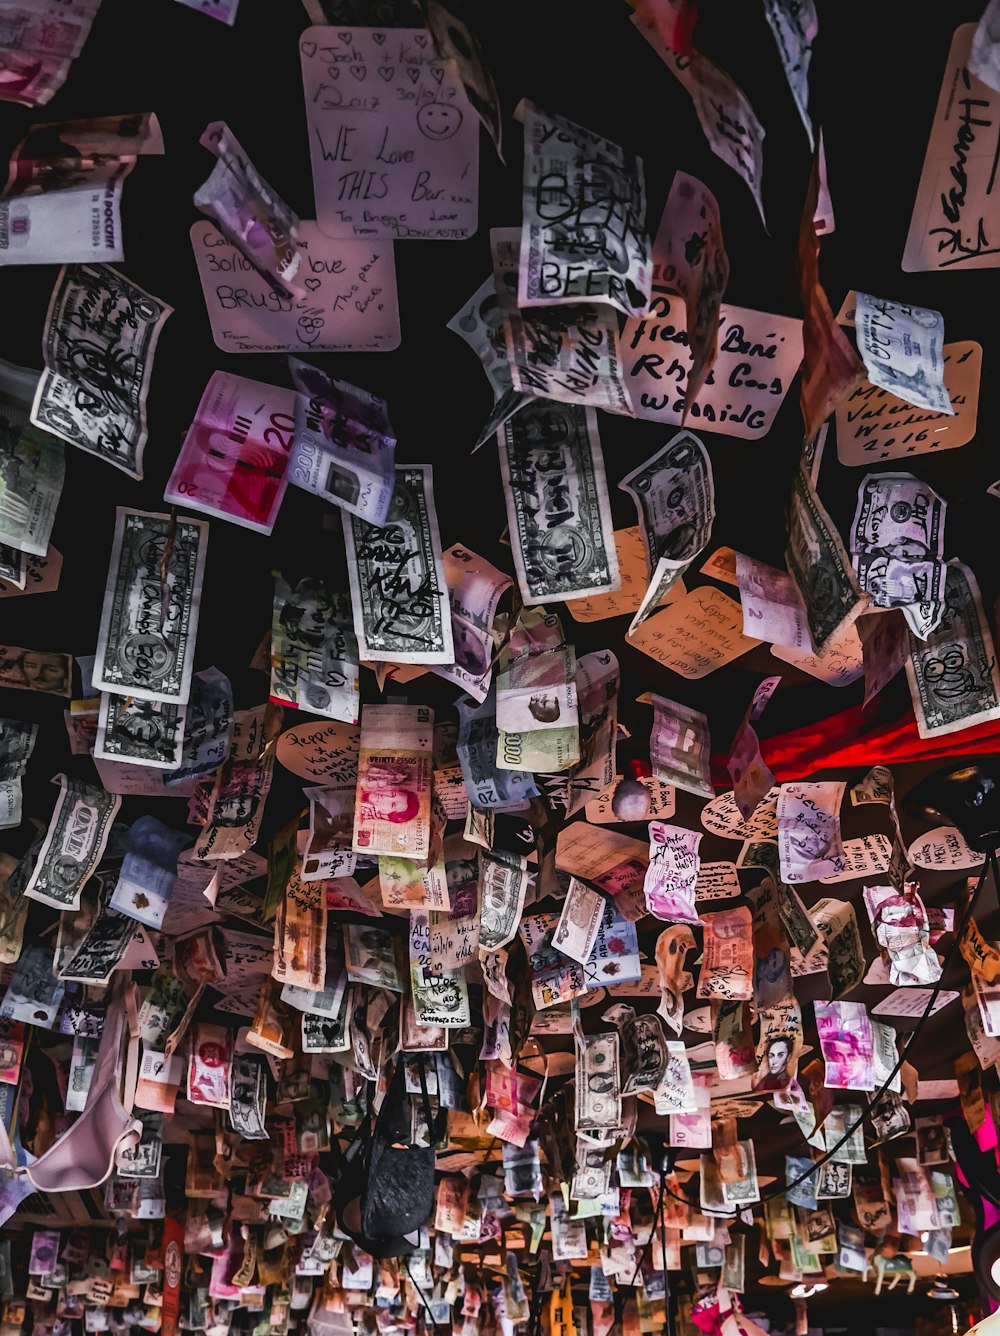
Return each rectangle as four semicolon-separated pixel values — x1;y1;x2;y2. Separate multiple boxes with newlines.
851;472;946;638
23;773;120;911
479;848;528;951
342;464;453;664
194;704;280;860
273;868;327;992
0;419;64;557
498;397;619;604
0;717;35;829
431;543;511;702
94;508;208;705
786;444;866;652
649;693;713;798
270;575;359;724
905;559;1000;737
776;780;846;884
854;293;954;416
186;1022;232;1107
456;690;538;811
517;100;649;319
194;121;302;298
409;910;471;1029
492;228;633;416
288;359;396;528
165;372;296;534
1;112;163;264
30;264;171;478
575;1031;621;1130
619;429;715;631
352;703;433;860
95;692;186;770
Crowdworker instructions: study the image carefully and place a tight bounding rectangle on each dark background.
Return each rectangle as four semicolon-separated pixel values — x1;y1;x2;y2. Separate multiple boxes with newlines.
0;0;997;1325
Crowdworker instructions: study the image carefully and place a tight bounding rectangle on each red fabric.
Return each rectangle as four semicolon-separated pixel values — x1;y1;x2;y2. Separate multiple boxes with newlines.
710;704;1000;788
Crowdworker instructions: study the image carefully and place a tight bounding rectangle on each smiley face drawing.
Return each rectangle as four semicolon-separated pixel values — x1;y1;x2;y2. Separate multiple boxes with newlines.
416;100;463;139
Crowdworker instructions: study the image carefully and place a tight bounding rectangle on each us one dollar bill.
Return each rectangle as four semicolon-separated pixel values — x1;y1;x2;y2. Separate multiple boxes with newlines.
905;560;1000;738
498;397;619;604
0;416;64;558
518;100;650;319
575;1030;621;1130
30;264;172;479
342;464;454;665
270;575;359;724
94;508;209;705
24;773;121;911
194;704;280;860
479;847;528;951
851;472;946;638
619;428;715;631
228;1053;269;1140
95;691;186;769
0;716;36;830
786;449;865;652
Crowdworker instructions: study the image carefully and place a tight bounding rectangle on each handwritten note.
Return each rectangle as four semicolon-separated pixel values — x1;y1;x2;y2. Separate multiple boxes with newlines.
904;25;1000;272
835;342;981;465
276;720;360;783
190;221;399;353
622;292;802;439
628;586;760;678
301;26;478;240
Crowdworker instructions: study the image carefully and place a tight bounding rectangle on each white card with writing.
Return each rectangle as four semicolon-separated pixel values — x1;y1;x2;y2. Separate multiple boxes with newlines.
622;292;802;439
301;26;478;241
628;586;760;677
190;221;399;353
904;25;1000;272
835;342;981;465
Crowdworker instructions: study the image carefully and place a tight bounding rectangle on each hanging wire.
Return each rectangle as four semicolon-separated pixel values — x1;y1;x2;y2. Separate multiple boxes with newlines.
621;847;997;1287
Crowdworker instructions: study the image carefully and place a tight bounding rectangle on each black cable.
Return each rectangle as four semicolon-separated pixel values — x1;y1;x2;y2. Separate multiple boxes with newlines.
403;1256;436;1331
624;849;996;1238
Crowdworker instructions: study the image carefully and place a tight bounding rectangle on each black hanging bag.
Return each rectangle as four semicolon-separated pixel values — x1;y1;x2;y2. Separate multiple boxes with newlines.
334;1057;443;1258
